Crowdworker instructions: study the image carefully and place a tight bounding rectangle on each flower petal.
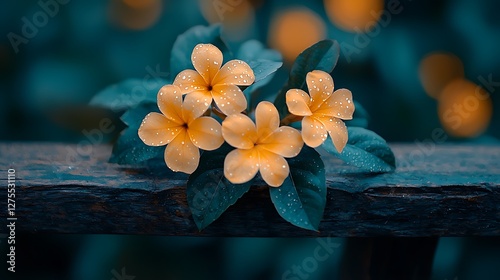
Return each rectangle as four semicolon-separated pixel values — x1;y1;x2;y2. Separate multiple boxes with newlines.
182;90;212;122
258;150;289;187
301;116;328;148
157;85;184;124
222;113;257;149
173;69;208;94
317;116;348;153
191;44;223;85
212;84;247;115
306;70;335;111
259;126;303;158
285;89;312;116
316;88;354;120
187;117;224;151
165;130;200;174
138;112;183;146
224;148;260;184
213;59;255;86
255;101;280;140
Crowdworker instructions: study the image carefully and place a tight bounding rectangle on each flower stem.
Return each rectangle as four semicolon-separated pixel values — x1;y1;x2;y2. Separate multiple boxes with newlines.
202;109;211;117
280;114;302;126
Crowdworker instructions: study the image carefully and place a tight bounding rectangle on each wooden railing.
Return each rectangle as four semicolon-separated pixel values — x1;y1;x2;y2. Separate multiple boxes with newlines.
1;143;499;279
1;143;498;236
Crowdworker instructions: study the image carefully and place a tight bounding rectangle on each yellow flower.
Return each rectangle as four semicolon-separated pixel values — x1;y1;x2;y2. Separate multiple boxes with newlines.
222;101;303;187
173;43;255;116
138;85;224;174
286;70;354;152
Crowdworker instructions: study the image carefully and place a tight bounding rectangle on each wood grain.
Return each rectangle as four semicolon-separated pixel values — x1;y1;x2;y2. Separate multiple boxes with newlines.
0;143;499;237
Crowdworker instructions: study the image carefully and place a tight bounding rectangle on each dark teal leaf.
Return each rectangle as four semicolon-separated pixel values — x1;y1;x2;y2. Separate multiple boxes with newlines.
170;25;230;78
187;145;251;230
244;59;282;111
270;147;326;231
289;40;340;89
236;40;283;111
345;101;370;128
90;78;168;112
247;59;283;84
322;127;396;173
238;40;283;104
110;102;163;165
275;40;340;118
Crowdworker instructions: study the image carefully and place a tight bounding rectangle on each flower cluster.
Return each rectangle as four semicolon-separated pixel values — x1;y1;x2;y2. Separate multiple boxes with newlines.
138;44;354;187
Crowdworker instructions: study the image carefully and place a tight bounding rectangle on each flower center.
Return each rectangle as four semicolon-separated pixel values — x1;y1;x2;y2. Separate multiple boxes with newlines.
207;84;213;91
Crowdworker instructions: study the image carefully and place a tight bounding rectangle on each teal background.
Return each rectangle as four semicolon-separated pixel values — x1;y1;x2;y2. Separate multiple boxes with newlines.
1;0;499;279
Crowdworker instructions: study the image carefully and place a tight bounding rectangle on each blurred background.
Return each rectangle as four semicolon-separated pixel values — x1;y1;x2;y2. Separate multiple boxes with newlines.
1;0;499;142
1;0;499;279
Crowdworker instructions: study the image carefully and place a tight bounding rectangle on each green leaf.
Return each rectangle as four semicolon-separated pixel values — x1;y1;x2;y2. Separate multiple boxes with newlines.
109;102;163;165
270;147;326;231
345;101;370;128
322;127;396;173
187;145;251;230
274;40;340;118
90;79;168;112
170;24;230;78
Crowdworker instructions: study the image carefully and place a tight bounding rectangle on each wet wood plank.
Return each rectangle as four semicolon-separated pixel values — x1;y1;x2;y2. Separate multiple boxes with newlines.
0;143;499;237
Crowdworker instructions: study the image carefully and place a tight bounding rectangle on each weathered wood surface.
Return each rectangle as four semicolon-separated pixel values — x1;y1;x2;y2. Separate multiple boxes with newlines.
0;143;499;237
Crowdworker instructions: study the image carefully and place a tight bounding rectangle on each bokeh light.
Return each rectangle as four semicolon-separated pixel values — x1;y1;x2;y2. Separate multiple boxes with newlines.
109;0;163;30
419;52;465;99
198;0;255;40
269;8;326;63
199;0;253;25
123;0;157;9
438;79;493;138
324;0;384;33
